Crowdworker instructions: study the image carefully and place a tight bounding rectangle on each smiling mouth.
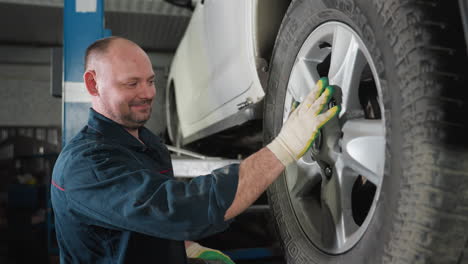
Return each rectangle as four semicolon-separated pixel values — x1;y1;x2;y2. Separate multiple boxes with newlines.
130;103;151;111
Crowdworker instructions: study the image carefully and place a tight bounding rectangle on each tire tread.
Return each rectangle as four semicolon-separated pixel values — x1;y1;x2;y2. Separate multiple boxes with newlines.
376;0;468;263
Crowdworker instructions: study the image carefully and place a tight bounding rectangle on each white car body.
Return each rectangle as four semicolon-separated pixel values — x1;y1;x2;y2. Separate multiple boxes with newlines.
167;0;269;144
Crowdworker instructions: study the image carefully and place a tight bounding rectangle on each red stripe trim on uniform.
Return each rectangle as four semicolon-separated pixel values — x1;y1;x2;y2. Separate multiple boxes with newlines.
159;169;172;174
52;180;65;191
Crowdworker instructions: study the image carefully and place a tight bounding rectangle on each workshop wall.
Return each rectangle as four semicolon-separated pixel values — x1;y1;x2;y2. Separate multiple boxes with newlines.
0;47;61;127
0;75;61;127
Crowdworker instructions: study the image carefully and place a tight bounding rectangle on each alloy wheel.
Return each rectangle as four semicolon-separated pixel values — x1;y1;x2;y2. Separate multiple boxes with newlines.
283;21;386;254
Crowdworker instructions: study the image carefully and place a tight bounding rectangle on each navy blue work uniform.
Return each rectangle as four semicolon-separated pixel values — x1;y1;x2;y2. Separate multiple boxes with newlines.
51;108;239;263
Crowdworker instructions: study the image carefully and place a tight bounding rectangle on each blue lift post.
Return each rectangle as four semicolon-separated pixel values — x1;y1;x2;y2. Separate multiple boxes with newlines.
47;0;111;255
62;0;111;144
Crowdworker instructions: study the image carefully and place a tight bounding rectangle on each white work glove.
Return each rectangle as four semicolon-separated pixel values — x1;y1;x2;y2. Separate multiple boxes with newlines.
186;242;235;264
267;77;340;166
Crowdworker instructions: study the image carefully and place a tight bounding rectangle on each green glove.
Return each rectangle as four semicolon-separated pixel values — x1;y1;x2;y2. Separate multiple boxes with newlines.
186;242;235;264
267;77;340;166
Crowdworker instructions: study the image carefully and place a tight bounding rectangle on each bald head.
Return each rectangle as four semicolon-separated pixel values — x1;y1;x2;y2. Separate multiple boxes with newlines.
84;36;142;71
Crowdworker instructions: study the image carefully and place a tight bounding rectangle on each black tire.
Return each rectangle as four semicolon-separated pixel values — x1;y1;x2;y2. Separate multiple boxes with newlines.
264;0;468;263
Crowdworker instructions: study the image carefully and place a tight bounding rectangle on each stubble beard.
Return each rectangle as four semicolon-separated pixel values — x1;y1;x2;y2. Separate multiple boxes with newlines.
121;106;152;129
103;100;153;130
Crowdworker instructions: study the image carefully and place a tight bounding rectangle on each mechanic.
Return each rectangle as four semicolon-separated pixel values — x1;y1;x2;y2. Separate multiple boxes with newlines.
51;36;339;264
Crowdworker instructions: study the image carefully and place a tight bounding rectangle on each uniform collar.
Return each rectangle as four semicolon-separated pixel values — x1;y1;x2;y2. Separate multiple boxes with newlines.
87;108;160;150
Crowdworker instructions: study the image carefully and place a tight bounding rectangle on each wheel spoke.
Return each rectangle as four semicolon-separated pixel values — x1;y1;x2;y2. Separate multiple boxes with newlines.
320;161;359;248
287;159;322;198
283;92;296;123
341;119;385;185
288;57;321;101
329;25;368;117
336;157;361;245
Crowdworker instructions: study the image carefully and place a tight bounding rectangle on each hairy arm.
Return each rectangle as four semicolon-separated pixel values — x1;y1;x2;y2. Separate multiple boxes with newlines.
223;78;339;221
224;147;285;220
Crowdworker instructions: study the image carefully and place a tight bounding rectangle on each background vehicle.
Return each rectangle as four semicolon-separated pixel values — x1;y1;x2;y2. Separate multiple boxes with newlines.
166;0;468;263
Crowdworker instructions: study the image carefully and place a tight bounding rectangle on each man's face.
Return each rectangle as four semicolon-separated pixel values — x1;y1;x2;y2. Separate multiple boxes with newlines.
93;42;156;129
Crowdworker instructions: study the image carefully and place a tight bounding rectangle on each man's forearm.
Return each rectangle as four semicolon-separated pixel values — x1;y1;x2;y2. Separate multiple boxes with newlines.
224;147;285;220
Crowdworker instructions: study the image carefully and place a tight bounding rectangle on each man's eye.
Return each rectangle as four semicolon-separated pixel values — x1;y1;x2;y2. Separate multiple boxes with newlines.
128;82;137;87
149;80;155;85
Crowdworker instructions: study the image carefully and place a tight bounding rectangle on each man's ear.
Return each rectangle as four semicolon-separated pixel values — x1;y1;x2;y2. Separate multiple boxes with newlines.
84;70;99;96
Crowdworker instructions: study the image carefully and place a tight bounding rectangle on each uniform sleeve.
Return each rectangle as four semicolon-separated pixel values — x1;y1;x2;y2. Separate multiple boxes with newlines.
64;144;239;241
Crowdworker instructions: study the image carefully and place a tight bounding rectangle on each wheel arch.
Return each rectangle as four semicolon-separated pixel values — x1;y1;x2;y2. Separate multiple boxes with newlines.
165;78;178;143
253;0;291;79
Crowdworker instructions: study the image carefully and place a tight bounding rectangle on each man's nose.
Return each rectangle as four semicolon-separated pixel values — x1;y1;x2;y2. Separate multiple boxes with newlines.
139;82;156;99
